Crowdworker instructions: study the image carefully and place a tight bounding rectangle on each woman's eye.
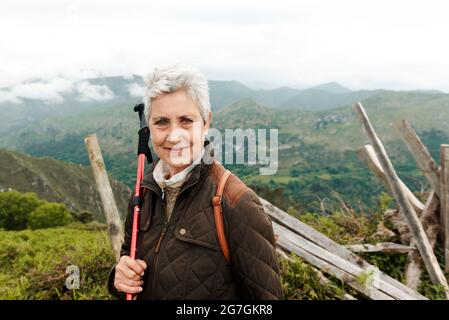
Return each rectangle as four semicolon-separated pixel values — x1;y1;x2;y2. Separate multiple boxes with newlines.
155;119;168;125
181;118;193;124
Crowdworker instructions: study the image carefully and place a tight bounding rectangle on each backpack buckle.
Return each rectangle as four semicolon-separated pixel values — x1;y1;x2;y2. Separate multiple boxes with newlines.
212;195;222;206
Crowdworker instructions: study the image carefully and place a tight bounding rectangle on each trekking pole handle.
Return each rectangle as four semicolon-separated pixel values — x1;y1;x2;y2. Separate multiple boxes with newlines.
134;103;153;163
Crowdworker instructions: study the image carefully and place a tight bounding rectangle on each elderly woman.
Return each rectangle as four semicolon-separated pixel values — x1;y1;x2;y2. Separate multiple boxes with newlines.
107;64;282;300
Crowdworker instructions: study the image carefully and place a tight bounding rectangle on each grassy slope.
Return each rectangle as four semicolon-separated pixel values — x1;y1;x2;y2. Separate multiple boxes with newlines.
0;149;131;221
1;207;448;300
0;224;115;299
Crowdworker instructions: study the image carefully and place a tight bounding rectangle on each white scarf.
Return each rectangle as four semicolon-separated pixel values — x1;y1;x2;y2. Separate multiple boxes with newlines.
153;148;205;191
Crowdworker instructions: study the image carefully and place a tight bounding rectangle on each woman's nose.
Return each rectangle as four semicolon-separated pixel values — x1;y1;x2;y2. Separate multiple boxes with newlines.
166;128;185;144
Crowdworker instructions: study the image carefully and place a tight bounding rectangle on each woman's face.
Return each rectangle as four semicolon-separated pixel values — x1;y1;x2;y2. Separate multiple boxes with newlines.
149;88;211;177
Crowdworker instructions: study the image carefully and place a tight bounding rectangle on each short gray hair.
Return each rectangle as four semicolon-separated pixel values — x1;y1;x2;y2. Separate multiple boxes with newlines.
143;64;211;122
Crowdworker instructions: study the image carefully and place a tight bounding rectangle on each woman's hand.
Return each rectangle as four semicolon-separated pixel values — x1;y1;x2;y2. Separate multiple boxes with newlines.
114;255;147;294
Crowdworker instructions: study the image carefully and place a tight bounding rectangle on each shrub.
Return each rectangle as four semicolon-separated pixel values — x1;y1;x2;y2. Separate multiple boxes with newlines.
70;210;94;224
0;191;43;230
28;203;73;230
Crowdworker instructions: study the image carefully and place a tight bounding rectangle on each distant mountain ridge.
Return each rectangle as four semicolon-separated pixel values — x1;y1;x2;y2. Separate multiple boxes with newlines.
2;75;449;184
3;75;431;134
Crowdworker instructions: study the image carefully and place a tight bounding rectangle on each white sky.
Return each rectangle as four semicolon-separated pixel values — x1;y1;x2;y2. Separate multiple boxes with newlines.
1;0;449;91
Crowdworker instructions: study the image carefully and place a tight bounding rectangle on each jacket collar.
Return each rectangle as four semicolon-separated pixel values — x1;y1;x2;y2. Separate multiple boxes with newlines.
141;139;216;199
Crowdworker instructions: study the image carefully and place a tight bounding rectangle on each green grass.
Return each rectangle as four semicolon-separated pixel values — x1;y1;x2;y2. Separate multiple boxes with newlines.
1;203;448;300
0;223;115;300
0;222;350;300
245;175;299;184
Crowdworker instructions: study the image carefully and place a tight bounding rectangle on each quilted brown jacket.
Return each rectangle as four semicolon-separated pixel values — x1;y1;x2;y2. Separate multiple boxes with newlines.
107;142;283;300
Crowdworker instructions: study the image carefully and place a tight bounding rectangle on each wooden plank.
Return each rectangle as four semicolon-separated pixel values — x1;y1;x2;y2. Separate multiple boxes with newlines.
277;223;420;299
358;144;425;213
393;120;441;196
354;102;449;299
345;242;416;254
261;197;427;299
405;191;441;289
274;223;422;300
85;134;124;262
441;145;449;272
275;224;392;299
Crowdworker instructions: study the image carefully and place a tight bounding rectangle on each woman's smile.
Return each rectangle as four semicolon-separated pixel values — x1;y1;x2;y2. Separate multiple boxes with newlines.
164;145;189;152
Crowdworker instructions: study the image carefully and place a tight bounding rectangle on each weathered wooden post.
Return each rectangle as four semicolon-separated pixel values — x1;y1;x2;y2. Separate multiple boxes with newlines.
354;102;449;298
393;120;441;195
357;144;424;213
85;134;124;262
441;145;449;272
405;191;440;290
391;120;445;287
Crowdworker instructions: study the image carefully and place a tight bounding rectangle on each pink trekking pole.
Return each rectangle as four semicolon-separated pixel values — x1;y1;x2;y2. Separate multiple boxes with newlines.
127;103;153;300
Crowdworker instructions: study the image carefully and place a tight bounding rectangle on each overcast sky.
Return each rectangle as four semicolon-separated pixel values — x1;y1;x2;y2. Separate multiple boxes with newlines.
1;0;449;92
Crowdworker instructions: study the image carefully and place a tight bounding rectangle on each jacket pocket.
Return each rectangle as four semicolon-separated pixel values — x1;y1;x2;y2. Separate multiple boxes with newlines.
173;209;221;252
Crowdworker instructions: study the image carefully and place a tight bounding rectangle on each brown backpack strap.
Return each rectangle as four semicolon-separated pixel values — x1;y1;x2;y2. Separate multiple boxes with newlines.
212;169;232;263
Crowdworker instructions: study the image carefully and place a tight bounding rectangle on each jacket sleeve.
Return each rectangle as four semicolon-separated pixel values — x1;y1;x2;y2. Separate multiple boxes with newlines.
226;189;283;300
106;191;134;299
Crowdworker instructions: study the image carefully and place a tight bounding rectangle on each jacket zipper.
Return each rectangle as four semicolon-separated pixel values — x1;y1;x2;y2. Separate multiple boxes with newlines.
154;211;169;253
141;179;199;298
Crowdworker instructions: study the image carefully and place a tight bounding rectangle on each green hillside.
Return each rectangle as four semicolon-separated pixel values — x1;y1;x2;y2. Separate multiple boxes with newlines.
1;84;448;213
0;149;131;221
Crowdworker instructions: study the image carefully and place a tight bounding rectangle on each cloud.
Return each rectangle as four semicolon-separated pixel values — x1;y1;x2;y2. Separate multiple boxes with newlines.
127;83;145;98
0;90;22;104
0;78;73;104
75;81;115;102
0;78;116;104
1;1;449;92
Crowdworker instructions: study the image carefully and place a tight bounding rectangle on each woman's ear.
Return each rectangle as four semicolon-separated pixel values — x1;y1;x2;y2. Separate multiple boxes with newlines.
205;111;212;130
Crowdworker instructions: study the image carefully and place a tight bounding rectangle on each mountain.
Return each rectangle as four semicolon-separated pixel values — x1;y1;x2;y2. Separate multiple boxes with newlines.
215;98;276;127
0;75;377;135
2;89;449;173
0;149;131;221
209;81;303;110
208;80;254;110
1;86;448;214
309;82;352;94
209;81;360;110
2;75;449;208
212;91;449;170
280;88;377;111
